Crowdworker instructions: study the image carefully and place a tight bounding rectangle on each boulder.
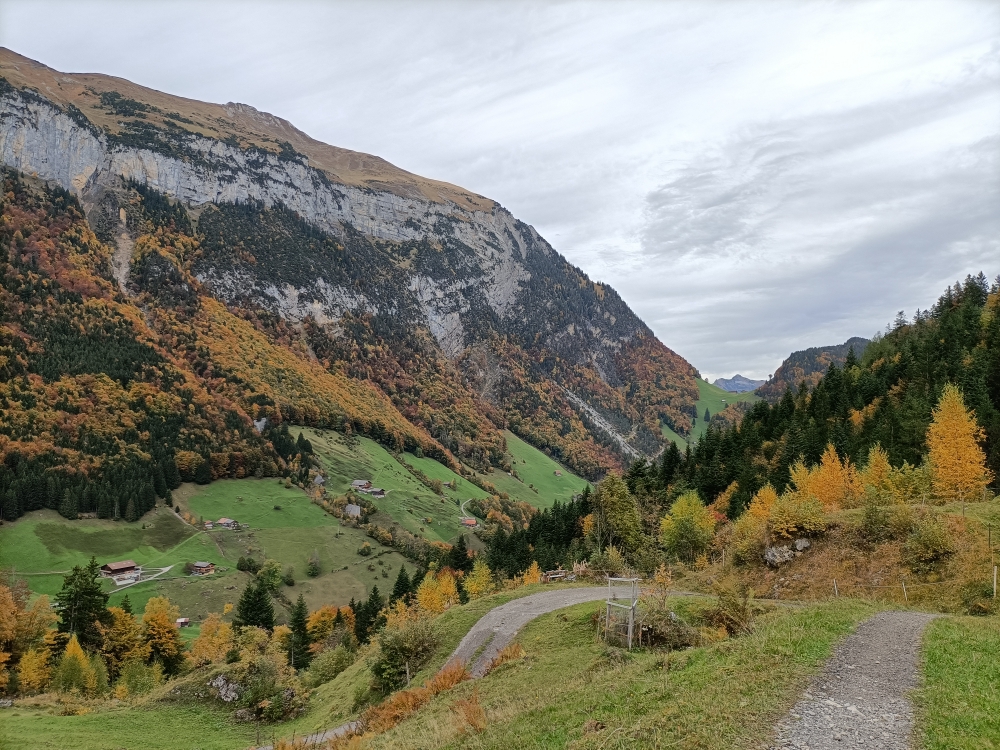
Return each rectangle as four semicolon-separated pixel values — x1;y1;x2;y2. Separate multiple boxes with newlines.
765;545;795;567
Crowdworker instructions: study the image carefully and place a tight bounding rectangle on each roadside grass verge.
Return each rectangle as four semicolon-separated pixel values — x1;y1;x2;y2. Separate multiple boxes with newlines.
0;702;257;750
915;616;1000;749
362;597;876;749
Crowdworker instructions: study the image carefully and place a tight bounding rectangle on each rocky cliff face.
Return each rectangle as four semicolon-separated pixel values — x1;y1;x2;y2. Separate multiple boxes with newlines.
0;48;698;476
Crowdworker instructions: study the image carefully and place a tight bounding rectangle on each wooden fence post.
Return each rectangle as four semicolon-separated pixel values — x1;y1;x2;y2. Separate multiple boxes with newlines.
902;579;908;603
833;579;839;598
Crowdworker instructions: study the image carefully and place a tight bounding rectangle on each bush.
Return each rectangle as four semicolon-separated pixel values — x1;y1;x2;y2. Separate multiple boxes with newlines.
236;556;261;574
358;542;372;557
959;580;995;616
282;567;295;587
369;615;439;695
769;492;826;539
659;491;714;563
706;579;757;635
304;645;355;688
115;659;163;698
902;514;954;574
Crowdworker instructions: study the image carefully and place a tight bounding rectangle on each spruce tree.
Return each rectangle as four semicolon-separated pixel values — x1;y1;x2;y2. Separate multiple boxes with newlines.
704;408;711;422
233;579;275;630
390;566;411;604
448;535;472;573
153;465;167;499
287;594;312;669
58;489;78;520
120;594;132;615
163;457;182;490
194;458;213;485
55;557;110;650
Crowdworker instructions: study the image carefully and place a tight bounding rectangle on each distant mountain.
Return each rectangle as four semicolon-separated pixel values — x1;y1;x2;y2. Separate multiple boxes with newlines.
0;46;701;521
713;374;765;393
756;337;870;402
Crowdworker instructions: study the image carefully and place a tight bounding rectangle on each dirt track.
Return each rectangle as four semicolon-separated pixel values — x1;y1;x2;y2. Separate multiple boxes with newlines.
449;585;636;676
768;611;938;749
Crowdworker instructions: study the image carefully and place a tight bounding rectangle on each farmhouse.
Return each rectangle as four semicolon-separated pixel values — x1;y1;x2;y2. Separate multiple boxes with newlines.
216;518;238;529
351;480;372;491
100;560;137;578
461;517;478;528
191;561;215;576
176;618;191;628
370;488;386;498
345;503;362;518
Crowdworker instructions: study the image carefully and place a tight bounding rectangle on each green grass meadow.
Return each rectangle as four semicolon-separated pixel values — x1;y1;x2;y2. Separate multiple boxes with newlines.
663;378;761;447
915;616;1000;749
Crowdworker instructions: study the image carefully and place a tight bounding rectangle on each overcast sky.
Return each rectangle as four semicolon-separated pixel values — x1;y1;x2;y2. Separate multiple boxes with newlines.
3;1;998;380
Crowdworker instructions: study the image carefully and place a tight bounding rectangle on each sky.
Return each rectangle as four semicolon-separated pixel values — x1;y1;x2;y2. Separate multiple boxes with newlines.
2;0;998;380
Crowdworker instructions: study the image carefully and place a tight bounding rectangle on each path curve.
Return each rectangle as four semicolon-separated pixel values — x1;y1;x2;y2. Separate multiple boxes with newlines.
768;611;938;750
258;585;635;749
451;585;633;676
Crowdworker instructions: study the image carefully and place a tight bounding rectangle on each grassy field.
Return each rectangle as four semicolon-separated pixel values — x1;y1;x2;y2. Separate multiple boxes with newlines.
0;701;258;750
915;616;1000;749
1;478;411;621
356;597;876;749
663;379;761;447
302;428;588;543
483;431;590;510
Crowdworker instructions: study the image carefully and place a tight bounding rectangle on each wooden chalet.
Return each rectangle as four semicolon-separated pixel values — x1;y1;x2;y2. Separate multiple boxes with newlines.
100;560;137;578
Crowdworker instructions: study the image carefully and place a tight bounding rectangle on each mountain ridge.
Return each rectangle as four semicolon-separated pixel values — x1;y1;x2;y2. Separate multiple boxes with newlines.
0;48;699;488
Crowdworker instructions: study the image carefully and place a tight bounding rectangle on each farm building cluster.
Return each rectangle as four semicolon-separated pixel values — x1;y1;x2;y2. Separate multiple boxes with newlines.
100;560;141;585
351;480;385;498
203;517;239;530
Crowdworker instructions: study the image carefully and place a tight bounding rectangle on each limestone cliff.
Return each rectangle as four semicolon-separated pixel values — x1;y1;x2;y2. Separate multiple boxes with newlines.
0;48;698;476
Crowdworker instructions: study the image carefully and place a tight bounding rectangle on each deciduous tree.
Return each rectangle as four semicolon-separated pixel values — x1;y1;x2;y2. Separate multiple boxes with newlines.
927;383;993;502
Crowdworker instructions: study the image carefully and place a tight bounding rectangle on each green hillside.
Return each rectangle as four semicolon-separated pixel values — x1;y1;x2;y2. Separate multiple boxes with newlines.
662;379;760;447
485;431;590;509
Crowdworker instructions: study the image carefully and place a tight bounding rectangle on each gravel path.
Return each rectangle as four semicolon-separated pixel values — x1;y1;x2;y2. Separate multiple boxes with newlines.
450;585;634;676
768;611;938;750
258;585;633;749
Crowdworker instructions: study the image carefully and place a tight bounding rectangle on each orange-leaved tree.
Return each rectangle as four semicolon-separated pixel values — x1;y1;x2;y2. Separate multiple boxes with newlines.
188;612;233;666
141;597;185;675
927;383;994;503
98;606;150;681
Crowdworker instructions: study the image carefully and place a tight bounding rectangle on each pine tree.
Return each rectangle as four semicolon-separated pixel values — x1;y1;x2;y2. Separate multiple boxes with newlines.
287;594;311;669
152;465;167;499
448;535;472;573
55;557;110;650
120;594;133;615
927;383;994;502
163;457;182;490
233;579;275;631
390;566;411;604
58;489;77;520
194;457;213;485
124;496;138;522
704;408;711;422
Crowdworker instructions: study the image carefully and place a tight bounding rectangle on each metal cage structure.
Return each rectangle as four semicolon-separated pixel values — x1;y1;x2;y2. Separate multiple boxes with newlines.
604;576;640;649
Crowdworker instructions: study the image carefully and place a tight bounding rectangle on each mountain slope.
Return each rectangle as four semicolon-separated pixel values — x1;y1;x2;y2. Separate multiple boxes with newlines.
755;336;870;403
0;48;699;482
713;374;765;393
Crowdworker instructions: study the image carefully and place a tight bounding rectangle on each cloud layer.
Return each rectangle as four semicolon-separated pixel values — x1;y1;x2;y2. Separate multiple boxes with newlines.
2;0;997;379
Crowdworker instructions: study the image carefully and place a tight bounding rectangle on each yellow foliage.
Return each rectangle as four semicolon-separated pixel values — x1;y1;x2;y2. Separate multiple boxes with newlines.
17;647;50;694
463;558;495;600
790;444;862;510
416;569;460;614
0;585;16;643
98;607;150;680
580;513;595;538
141;597;182;670
306;605;339;644
189;613;233;666
860;444;894;500
927;383;993;502
522;561;542;585
0;651;9;691
747;484;779;520
769;491;827;540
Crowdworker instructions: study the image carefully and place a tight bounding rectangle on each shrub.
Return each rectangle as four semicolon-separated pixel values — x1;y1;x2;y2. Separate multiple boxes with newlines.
236;556;261;574
902;514;954;574
358;542;372;557
282;567;295;587
369;614;439;694
959;581;995;616
706;579;757;635
769;491;826;539
304;644;355;688
659;491;715;562
485;643;525;674
115;658;163;698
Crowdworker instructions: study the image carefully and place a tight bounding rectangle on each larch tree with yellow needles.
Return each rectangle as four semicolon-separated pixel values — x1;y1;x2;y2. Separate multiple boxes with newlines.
927;383;993;503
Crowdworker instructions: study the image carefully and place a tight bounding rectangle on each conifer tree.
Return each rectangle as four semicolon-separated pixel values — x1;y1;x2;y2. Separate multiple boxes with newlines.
163;457;182;490
153;465;167;499
233;579;275;631
287;594;311;669
55;557;110;650
927;383;994;502
390;566;411;604
194;457;213;485
120;594;133;615
58;489;77;520
448;535;472;573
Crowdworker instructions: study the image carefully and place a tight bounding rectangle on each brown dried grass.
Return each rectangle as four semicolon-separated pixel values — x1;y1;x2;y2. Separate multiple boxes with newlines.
424;659;469;693
450;687;487;735
485;642;526;673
